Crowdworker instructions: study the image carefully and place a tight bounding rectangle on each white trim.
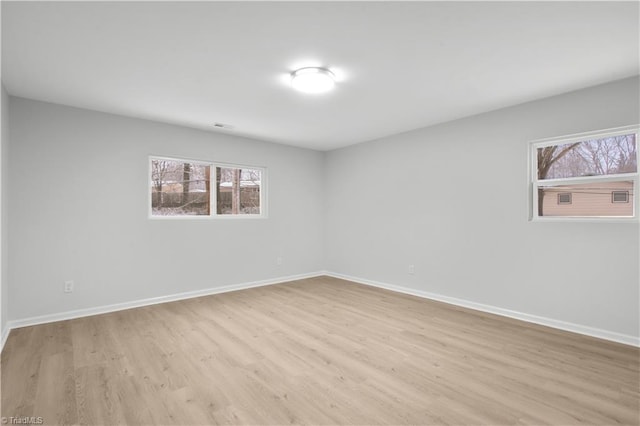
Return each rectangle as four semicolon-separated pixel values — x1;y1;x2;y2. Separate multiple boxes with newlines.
531;125;639;149
2;271;324;343
3;271;637;352
531;216;639;224
1;325;9;352
324;271;640;348
537;173;637;186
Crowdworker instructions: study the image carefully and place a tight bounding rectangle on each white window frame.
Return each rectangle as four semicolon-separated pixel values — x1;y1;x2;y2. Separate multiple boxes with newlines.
611;190;629;203
529;125;639;223
148;155;268;220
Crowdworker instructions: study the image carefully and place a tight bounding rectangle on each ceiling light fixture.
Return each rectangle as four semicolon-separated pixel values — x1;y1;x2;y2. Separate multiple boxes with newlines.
291;67;336;94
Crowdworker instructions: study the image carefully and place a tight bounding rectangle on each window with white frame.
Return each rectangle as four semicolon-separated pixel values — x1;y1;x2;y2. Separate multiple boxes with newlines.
611;191;629;203
557;193;572;205
530;126;638;220
150;157;264;218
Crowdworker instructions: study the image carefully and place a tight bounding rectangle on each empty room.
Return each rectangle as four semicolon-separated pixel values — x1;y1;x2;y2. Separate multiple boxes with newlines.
1;1;639;425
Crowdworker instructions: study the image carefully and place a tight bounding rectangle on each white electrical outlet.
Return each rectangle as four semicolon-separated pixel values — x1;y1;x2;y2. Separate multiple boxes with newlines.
276;256;283;266
64;280;74;293
408;265;415;275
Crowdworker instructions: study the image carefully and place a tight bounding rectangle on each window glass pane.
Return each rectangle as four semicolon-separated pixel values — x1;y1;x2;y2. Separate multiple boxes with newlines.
612;191;629;203
538;180;634;217
557;193;572;204
239;169;261;214
151;159;210;216
538;134;636;180
216;167;261;215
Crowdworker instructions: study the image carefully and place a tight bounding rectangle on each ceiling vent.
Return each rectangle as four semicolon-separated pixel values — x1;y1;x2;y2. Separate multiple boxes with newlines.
213;122;234;130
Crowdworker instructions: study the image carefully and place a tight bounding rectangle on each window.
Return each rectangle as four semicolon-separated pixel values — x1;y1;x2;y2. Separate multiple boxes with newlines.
216;167;262;215
557;193;572;205
530;126;638;220
612;191;629;203
150;157;265;218
151;158;211;216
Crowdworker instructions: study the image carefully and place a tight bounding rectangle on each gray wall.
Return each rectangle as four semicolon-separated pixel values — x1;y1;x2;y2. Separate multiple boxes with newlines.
325;77;640;339
1;85;7;340
5;77;639;343
0;2;5;342
7;97;325;320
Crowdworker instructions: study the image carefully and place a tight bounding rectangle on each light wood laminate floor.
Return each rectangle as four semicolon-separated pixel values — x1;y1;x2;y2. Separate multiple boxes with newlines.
2;276;639;425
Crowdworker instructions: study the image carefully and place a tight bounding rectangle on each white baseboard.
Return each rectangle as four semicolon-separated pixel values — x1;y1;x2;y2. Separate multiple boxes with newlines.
325;271;640;348
1;271;324;351
3;270;637;351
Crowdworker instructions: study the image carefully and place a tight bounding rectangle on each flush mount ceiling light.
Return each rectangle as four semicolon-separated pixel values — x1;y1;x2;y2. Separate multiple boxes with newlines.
291;67;336;94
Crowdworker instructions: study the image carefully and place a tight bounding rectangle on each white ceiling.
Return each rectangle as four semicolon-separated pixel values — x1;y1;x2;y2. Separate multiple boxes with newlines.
2;1;639;151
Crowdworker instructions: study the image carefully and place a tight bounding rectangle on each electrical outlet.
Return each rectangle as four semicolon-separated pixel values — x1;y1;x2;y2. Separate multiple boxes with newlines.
408;264;415;275
276;256;283;266
64;280;74;293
